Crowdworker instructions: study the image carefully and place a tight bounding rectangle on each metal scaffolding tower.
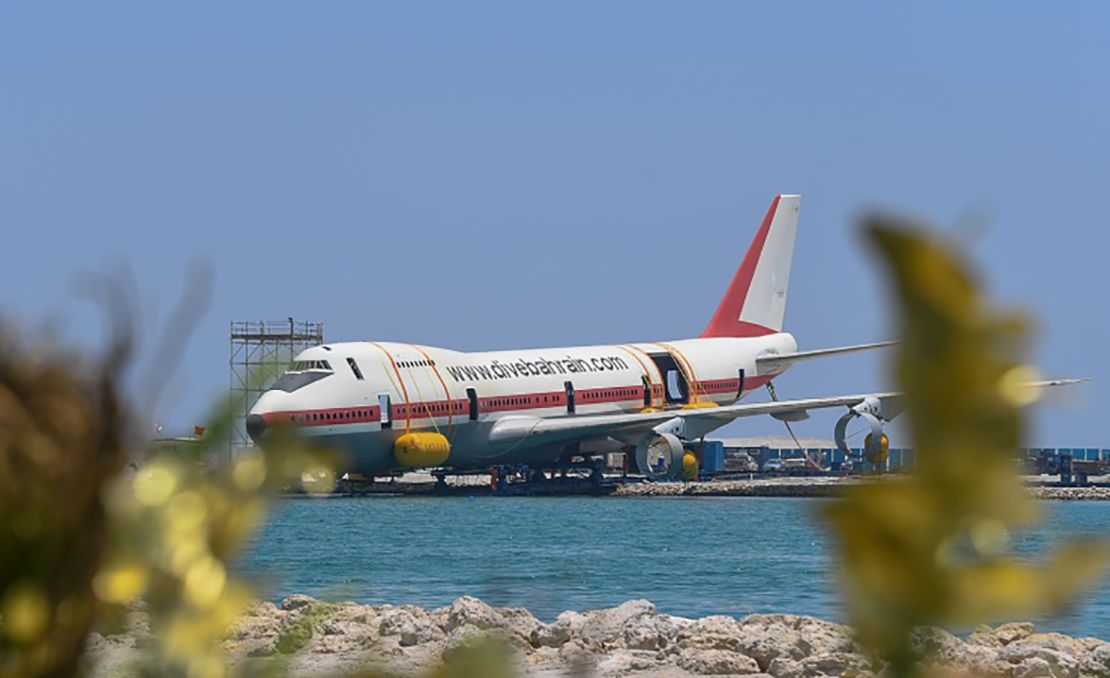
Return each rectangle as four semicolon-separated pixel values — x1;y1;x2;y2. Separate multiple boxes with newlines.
229;318;324;448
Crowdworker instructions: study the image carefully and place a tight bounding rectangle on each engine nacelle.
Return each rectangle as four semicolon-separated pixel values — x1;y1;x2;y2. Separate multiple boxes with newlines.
834;396;894;464
633;432;685;480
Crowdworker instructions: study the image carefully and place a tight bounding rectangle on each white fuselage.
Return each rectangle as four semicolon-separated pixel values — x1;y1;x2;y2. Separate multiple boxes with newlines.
249;333;797;474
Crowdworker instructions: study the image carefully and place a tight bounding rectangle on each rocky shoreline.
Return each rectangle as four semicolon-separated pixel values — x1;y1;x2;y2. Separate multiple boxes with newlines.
87;595;1110;676
613;477;857;498
613;477;1110;500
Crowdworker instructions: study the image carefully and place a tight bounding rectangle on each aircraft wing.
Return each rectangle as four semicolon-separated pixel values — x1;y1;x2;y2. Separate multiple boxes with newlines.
486;379;1083;452
487;391;900;450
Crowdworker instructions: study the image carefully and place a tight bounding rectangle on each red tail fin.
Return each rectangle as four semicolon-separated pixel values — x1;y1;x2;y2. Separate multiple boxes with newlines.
701;195;800;338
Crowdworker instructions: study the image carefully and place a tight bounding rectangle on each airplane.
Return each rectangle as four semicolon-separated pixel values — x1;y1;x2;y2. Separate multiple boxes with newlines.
245;195;1072;479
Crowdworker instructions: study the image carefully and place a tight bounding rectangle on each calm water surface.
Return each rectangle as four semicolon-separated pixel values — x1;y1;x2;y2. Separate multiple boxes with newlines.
240;496;1109;636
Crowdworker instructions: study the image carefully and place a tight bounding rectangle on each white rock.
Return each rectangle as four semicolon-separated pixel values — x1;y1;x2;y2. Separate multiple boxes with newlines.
1002;643;1079;678
596;649;662;675
949;643;1007;676
733;615;810;670
911;626;966;664
445;596;503;631
280;594;316;611
801;651;873;676
766;656;804;678
398;620;423;647
677;647;762;675
533;610;587;648
679;615;745;652
375;606;441;650
578;599;657;649
559;640;599;674
994;622;1037;646
622;614;687;652
795;617;857;656
497;606;545;642
1080;642;1110;676
1015;656;1056;678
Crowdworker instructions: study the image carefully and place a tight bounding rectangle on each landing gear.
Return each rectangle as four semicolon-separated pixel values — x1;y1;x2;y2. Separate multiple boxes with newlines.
484;460;613;496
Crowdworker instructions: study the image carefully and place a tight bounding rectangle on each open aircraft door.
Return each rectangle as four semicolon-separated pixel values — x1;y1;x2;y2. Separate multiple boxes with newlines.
646;351;690;405
378;394;392;429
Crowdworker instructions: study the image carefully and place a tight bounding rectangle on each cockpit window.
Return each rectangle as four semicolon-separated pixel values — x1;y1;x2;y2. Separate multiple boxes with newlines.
346;357;364;381
270;370;332;393
290;360;332;372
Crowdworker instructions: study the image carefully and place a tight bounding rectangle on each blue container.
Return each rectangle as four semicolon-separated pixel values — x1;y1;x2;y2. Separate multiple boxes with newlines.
700;440;725;473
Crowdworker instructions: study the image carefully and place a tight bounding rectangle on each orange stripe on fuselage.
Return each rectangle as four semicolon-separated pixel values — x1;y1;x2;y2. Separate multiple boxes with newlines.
370;342;412;431
617;344;664;409
410;344;456;438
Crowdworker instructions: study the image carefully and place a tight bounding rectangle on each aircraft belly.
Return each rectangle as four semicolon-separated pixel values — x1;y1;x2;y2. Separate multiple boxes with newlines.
446;421;563;468
311;428;397;475
312;420;570;475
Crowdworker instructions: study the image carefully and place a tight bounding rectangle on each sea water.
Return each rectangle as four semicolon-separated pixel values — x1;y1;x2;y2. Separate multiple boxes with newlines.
240;496;1110;637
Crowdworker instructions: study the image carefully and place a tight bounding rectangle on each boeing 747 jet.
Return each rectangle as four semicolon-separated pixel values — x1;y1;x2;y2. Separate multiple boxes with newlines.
246;196;1070;478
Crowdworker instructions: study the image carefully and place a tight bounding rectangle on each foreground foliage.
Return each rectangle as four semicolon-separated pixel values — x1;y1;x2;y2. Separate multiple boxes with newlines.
822;217;1108;676
0;326;129;677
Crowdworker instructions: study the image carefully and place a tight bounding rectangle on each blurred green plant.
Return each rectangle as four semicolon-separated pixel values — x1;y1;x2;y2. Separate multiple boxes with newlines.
274;602;337;655
0;323;130;677
95;400;336;677
822;216;1108;676
0;298;510;677
0;306;335;677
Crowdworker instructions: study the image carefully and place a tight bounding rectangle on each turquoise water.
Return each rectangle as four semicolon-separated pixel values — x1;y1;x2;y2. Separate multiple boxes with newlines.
241;496;1110;637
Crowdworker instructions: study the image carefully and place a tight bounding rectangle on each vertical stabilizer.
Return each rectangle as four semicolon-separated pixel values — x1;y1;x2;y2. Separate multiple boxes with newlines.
700;195;801;338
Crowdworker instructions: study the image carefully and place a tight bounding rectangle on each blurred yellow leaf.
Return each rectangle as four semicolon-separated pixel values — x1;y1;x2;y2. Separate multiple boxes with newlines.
821;217;1108;676
134;464;179;507
92;562;148;604
1;583;49;645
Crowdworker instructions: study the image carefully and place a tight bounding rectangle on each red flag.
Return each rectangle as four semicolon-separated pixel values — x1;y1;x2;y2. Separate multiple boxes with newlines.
193;425;205;437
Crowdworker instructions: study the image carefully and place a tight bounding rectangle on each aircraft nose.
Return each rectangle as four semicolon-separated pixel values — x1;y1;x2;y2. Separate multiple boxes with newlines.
246;414;266;444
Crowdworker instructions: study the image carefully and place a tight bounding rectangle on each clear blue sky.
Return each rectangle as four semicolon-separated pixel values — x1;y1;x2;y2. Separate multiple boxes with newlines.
2;2;1106;445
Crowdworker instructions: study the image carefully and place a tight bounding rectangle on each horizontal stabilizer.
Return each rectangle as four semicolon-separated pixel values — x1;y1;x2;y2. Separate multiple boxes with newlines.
755;340;898;375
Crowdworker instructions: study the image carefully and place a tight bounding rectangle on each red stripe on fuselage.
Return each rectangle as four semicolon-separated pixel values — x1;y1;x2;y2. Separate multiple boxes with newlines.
260;376;774;430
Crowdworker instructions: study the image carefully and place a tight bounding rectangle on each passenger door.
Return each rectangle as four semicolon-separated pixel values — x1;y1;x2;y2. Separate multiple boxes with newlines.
378;394;392;429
